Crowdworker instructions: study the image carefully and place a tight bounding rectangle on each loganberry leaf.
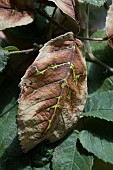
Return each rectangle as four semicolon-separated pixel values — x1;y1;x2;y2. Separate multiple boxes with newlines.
79;130;113;164
52;131;94;170
85;76;113;122
49;0;76;20
0;0;34;30
49;0;79;33
17;32;87;152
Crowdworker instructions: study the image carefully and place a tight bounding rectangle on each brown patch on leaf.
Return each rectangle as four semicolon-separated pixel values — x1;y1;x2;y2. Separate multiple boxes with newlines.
17;32;87;152
106;2;113;48
0;0;34;30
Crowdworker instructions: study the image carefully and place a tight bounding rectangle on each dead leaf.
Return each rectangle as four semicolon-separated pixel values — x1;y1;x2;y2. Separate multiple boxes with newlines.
17;32;87;152
48;0;80;35
49;0;77;20
0;0;34;30
106;2;113;48
50;7;79;36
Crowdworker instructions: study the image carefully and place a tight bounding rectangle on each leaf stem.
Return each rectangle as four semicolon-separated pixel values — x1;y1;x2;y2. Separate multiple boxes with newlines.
8;44;42;55
86;53;113;73
77;35;111;42
84;5;113;73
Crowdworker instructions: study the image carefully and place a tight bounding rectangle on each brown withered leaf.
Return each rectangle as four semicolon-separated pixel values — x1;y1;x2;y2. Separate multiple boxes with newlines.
0;0;34;30
48;0;79;34
17;32;87;152
106;2;113;48
49;0;77;20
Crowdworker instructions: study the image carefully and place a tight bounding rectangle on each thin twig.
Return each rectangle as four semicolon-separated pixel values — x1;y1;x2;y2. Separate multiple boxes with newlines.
77;34;113;42
8;44;42;55
86;53;113;73
84;5;113;73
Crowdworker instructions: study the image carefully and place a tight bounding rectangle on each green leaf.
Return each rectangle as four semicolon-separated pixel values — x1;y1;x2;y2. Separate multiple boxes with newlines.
3;46;19;51
85;76;113;122
52;131;93;170
0;49;9;73
0;76;54;169
86;30;113;94
83;0;107;7
81;118;113;140
0;76;30;170
87;90;113;110
96;76;113;92
79;130;113;164
83;110;113;122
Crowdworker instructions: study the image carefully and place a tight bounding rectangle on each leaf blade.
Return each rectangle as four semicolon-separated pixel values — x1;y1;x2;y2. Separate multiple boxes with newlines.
84;76;113;123
0;0;34;30
52;131;93;170
49;0;76;20
17;32;87;152
79;130;113;164
84;110;113;122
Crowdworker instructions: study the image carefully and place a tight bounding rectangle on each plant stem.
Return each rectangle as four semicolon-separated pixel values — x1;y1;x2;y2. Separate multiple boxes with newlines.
86;53;113;73
84;5;113;73
77;35;112;42
8;44;42;55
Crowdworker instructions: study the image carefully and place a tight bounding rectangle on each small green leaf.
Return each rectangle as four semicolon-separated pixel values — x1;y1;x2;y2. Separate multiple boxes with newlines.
83;0;107;7
3;46;19;51
79;130;113;164
0;50;9;72
52;131;93;170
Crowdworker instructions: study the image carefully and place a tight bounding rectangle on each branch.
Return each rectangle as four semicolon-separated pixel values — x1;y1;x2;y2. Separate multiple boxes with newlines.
83;5;113;73
86;52;113;73
77;35;113;42
8;44;42;55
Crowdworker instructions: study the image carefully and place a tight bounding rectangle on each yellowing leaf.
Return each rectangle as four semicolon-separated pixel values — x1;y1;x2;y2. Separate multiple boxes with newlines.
0;0;34;30
17;32;87;152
